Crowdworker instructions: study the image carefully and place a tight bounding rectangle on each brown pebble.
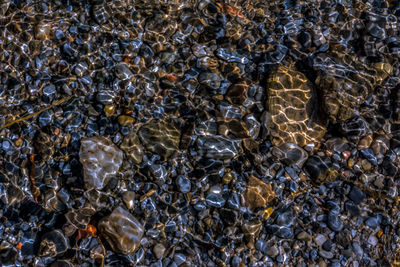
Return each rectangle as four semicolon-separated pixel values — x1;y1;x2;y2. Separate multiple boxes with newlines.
117;115;135;126
98;206;143;255
244;175;276;208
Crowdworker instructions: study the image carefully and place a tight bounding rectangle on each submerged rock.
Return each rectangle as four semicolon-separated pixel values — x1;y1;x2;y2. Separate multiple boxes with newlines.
79;136;123;190
244;175;276;208
98;206;144;255
266;65;326;148
138;120;181;158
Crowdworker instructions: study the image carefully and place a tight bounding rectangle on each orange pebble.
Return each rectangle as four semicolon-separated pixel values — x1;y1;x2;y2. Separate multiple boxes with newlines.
15;242;22;250
166;74;177;82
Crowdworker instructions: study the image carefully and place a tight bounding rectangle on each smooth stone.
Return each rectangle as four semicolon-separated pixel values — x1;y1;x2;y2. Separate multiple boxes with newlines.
206;193;225;208
303;156;338;184
120;132;144;164
322;240;332;251
117;115;135;126
244;175;276;208
365;216;379;228
314;234;327;247
115;62;134;80
266;245;279;257
360;148;378;165
275;226;294;239
98;206;143;255
276;208;294;226
319;250;334;259
348;186;366;205
327;211;343;231
138;121;181;158
174;253;186;266
196;135;241;160
79;136;123;190
176;175;191;193
153;243;165;259
296;231;312;242
122;191;135;210
367;235;378;246
272;143;308;168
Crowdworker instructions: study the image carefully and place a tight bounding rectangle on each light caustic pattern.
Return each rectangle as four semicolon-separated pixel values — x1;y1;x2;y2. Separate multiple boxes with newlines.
267;65;326;148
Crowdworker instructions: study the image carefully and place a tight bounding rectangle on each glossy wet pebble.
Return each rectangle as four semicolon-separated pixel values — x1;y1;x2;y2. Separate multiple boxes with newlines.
79;136;123;190
98;206;144;255
244;175;276;208
138;121;181;158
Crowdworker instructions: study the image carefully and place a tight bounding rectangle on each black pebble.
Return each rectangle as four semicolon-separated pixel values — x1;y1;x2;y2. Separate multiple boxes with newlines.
349;186;366;205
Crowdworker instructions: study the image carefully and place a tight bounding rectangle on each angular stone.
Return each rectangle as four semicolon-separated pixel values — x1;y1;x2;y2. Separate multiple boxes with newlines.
244;175;276;208
79;136;123;190
98;206;143;255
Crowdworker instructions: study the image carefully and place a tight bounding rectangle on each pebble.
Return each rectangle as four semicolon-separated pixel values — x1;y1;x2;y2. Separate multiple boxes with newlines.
367;235;378;246
138;121;181;158
79;136;123;190
319;250;334;259
153;243;166;259
266;245;279;257
244;175;276;208
365;216;379;228
196;136;241;160
120;132;144;164
303;156;338;184
117;115;135;126
314;234;327;247
98;206;144;255
348;186;366;205
176;175;191;193
296;231;312;242
327;211;343;231
272;143;308;168
206;193;225;208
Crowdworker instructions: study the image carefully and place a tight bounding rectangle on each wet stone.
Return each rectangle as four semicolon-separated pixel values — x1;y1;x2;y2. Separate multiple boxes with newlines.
196;136;241;160
348;186;366;205
98;206;144;255
206;193;225;208
272;143;308;168
360;148;378;166
303;156;338;184
365;216;379;229
327;211;343;232
120;132;144;164
39;230;69;257
117;115;135;127
319;250;334;259
153;243;166;259
296;231;312;242
115;63;134;80
244;175;276;208
266;65;326;148
345;201;360;216
79;136;123;190
176;175;191;193
340;116;370;139
138;121;181;158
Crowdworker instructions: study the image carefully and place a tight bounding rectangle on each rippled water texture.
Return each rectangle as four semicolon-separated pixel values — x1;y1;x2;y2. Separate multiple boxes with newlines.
1;0;400;266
